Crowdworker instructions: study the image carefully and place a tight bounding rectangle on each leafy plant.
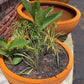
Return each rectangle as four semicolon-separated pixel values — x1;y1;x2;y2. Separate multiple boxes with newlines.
0;0;66;75
14;52;37;70
0;38;29;65
43;25;66;66
19;0;62;30
12;20;30;39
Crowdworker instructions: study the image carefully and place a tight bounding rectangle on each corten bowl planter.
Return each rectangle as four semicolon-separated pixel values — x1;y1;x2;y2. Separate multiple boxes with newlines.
17;1;81;34
0;40;73;84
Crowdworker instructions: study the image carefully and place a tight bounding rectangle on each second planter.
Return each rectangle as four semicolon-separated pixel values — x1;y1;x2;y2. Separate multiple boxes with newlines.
17;1;81;34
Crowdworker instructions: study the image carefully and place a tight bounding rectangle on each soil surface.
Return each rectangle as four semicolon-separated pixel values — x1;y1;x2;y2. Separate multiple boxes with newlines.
4;44;69;79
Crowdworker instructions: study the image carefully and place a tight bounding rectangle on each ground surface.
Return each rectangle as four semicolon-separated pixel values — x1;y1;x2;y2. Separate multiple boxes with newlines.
69;0;84;84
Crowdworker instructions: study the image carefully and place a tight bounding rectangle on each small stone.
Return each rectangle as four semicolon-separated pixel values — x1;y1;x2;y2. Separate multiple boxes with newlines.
43;57;48;61
42;71;44;73
38;76;42;79
35;71;39;75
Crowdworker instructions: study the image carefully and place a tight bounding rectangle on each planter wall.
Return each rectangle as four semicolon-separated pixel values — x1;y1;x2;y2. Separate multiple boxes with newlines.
31;0;70;3
0;40;73;84
17;1;81;35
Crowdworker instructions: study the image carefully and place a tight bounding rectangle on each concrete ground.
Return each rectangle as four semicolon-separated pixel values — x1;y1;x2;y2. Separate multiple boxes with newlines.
69;0;84;84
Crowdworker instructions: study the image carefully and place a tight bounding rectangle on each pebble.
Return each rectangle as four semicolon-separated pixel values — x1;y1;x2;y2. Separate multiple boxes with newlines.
38;76;42;79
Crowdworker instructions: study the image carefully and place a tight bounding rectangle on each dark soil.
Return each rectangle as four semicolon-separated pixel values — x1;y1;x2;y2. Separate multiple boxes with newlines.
4;44;69;79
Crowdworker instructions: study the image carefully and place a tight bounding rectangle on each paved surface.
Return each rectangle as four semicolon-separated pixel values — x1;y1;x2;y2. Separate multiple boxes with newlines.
69;0;84;84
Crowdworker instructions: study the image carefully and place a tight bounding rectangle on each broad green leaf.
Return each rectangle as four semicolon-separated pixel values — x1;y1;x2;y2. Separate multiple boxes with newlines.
30;3;36;20
34;7;44;24
12;56;22;65
44;7;53;17
19;0;34;18
20;0;41;21
0;38;8;49
37;0;40;5
41;11;63;30
33;1;40;11
0;48;6;55
31;1;42;21
8;38;29;49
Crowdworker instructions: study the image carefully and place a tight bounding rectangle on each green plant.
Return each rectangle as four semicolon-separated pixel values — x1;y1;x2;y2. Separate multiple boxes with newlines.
12;20;30;39
0;38;29;65
43;25;66;67
19;0;62;30
12;22;65;72
12;0;63;66
1;0;65;74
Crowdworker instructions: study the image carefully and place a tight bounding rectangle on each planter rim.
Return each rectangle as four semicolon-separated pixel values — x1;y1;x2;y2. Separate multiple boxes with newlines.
17;1;81;24
0;40;73;83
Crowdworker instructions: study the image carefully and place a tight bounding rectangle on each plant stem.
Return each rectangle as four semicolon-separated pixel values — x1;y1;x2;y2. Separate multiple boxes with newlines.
8;56;12;64
57;51;59;67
